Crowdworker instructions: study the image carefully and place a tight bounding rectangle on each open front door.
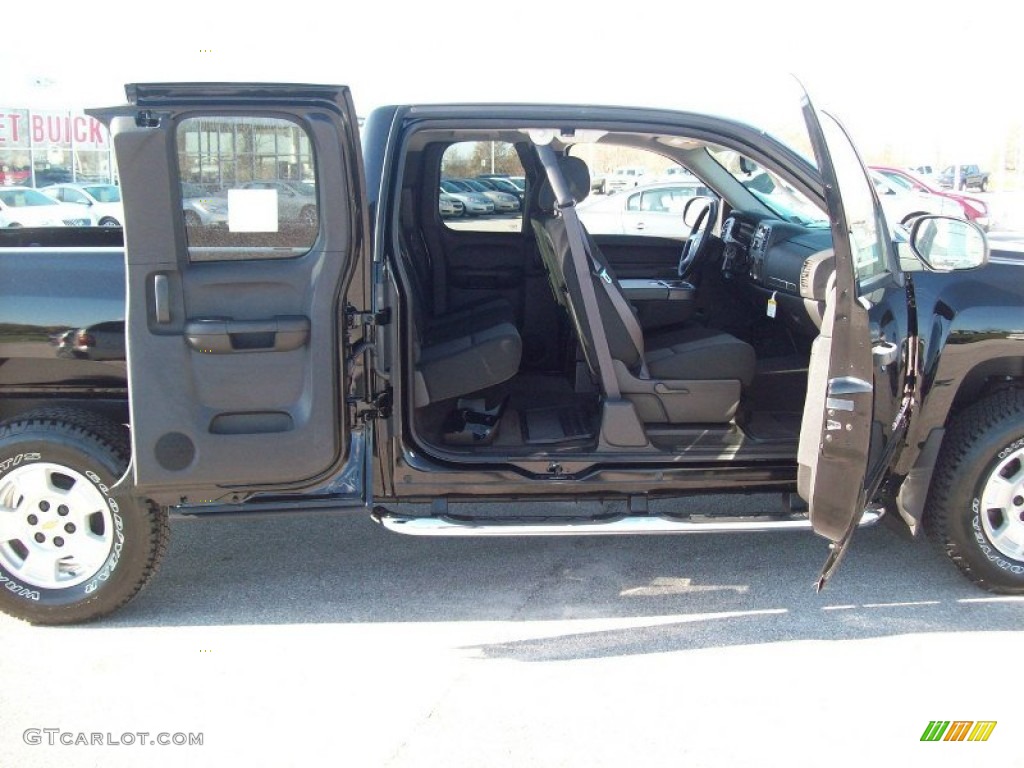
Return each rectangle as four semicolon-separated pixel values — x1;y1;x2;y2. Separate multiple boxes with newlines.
797;95;913;587
90;84;369;504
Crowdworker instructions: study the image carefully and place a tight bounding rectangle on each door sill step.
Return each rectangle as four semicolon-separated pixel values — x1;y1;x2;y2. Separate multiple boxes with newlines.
373;509;884;537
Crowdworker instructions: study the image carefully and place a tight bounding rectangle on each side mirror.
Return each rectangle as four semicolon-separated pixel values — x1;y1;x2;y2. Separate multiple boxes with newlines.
908;215;988;271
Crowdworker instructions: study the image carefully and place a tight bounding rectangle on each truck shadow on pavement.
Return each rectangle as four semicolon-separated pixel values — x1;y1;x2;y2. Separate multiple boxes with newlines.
104;504;1024;657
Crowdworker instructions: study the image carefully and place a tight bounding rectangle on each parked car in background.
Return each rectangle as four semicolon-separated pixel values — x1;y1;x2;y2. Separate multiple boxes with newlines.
0;167;30;186
908;164;938;184
439;180;495;215
577;179;713;237
31;167;74;187
181;182;229;226
454;179;519;212
475;176;525;206
42;183;124;227
240;180;319;225
939;164;990;191
604;166;646;194
869;170;963;225
656;166;693;181
0;186;91;227
439;193;464;217
871;165;989;229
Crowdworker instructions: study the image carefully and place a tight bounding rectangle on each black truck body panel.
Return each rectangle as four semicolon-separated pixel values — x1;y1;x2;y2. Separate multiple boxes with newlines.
3;224;1024;513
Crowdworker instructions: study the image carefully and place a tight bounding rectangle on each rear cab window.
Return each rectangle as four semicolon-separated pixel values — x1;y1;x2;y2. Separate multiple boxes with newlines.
176;115;319;261
439;141;524;233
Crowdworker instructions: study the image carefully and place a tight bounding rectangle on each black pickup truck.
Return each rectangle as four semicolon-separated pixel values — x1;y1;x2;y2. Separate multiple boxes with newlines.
0;83;1021;625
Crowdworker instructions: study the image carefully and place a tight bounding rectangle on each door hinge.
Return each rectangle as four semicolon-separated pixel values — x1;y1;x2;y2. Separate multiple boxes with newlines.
348;388;392;422
346;305;391;329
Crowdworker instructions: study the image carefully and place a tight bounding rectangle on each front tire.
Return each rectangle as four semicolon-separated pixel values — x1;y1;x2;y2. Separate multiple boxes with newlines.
925;390;1024;593
0;409;168;624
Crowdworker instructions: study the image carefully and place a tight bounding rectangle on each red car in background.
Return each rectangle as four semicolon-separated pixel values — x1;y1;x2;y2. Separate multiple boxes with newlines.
870;165;989;229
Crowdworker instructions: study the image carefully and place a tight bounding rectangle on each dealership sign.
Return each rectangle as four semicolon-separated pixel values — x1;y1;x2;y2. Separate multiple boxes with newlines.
0;109;108;150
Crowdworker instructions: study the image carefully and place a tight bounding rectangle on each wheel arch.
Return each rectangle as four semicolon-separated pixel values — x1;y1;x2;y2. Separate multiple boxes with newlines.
893;358;1024;537
0;398;129;431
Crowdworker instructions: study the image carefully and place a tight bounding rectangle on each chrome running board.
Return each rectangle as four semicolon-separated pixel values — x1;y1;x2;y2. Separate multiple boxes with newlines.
373;509;884;537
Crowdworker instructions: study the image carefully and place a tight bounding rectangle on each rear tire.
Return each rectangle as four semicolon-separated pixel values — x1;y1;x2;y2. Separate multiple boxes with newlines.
925;390;1024;593
0;408;168;624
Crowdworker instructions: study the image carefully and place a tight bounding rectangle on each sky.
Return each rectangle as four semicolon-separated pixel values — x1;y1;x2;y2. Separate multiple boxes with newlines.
3;0;1021;164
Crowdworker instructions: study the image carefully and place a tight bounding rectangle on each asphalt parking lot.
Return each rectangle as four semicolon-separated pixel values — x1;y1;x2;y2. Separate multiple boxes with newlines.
0;494;1021;768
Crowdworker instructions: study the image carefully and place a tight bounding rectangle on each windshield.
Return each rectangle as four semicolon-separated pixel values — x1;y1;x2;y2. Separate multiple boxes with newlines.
708;147;828;227
84;185;121;203
0;189;57;207
289;182;316;196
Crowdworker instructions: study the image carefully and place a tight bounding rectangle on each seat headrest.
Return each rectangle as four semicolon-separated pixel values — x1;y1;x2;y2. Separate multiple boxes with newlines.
536;156;592;213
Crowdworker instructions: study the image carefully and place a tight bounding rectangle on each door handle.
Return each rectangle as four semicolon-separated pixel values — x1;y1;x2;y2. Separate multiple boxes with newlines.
184;316;310;354
153;274;171;324
634;221;646;230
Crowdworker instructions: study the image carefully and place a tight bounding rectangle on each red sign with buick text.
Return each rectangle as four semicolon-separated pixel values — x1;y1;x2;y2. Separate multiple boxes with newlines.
0;109;107;149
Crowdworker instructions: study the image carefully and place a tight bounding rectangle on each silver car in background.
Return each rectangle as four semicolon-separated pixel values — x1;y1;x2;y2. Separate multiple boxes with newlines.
577;180;713;237
439;193;465;217
240;180;319;226
181;182;229;227
439;180;494;215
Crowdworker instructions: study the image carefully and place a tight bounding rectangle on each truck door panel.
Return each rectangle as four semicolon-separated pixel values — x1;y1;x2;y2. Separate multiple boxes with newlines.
92;84;368;498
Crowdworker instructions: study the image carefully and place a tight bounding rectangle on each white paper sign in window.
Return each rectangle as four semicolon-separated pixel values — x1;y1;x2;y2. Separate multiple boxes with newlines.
228;188;279;233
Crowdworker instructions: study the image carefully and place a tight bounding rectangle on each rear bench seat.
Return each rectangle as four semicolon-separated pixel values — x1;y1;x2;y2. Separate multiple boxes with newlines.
398;221;522;406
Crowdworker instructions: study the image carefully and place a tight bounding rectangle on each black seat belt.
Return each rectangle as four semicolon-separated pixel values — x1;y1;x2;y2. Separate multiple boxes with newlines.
535;143;622;399
580;235;649;378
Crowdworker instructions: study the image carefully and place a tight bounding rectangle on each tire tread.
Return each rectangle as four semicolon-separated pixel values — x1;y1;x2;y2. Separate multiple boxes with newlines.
0;407;170;624
925;389;1024;593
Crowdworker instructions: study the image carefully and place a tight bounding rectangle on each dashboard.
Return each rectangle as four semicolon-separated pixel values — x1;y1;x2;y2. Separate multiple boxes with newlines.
721;211;835;335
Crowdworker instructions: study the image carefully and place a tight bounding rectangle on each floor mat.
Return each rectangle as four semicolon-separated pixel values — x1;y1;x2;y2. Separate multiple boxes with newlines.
743;411;802;441
520;406;596;445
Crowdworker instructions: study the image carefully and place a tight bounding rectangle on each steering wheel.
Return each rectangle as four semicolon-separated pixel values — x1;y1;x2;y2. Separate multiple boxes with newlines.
677;197;719;281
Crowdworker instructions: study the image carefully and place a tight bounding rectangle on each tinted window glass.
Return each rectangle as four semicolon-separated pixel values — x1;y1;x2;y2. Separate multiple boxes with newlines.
177;116;318;261
440;141;524;233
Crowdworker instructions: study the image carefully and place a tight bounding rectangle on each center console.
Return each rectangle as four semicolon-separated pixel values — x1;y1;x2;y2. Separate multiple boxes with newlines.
619;278;696;329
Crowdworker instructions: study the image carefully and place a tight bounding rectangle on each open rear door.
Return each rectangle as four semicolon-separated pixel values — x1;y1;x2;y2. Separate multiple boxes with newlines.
797;94;912;588
90;84;369;505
